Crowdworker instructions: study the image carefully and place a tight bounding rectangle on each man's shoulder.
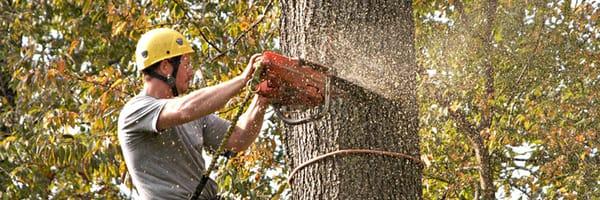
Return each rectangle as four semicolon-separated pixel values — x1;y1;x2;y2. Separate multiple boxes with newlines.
124;93;158;106
118;94;165;127
121;94;161;113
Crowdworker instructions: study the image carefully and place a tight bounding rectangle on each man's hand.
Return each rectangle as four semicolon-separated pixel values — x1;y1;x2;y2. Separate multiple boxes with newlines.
227;94;269;152
241;53;263;83
157;53;264;130
256;94;270;108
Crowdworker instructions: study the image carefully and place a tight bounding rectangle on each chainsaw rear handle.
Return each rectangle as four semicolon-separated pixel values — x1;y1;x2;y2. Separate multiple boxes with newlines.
273;71;332;125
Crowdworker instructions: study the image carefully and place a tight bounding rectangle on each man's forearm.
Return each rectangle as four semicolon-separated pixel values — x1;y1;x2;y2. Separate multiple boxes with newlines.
158;76;245;129
227;95;268;152
179;76;245;117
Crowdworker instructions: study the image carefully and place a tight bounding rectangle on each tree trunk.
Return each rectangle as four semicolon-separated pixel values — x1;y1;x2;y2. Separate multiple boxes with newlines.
479;0;498;199
280;1;421;199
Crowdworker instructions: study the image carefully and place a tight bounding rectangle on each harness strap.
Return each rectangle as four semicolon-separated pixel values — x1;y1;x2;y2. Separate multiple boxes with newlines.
145;58;181;97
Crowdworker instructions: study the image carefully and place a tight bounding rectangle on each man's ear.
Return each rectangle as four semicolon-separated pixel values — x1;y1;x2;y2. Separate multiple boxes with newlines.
158;60;173;76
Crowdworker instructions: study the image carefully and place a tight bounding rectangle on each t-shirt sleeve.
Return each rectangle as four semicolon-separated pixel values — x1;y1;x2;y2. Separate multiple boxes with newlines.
201;114;231;151
118;95;168;134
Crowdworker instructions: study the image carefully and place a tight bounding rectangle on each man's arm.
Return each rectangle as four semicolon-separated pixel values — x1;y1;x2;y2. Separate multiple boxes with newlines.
157;76;245;130
157;54;261;130
226;95;269;152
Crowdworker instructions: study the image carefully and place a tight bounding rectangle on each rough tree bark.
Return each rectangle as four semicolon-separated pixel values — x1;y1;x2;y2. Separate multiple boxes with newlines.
280;1;422;199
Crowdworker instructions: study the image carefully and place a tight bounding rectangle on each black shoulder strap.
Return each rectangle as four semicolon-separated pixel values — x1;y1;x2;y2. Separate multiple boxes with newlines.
168;58;181;97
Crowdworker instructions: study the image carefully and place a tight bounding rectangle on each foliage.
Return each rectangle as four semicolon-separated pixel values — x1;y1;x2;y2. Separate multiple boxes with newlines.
2;0;599;199
0;0;283;199
415;0;599;198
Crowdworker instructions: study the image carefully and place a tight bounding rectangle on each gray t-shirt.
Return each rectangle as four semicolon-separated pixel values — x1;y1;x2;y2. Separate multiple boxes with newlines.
118;92;230;200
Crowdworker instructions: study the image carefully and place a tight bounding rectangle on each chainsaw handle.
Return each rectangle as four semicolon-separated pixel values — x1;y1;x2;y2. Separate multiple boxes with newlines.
274;75;332;125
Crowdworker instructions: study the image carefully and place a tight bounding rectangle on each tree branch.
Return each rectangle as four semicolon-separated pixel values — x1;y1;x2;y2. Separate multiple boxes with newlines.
508;179;532;199
0;165;11;178
177;0;223;54
479;0;498;133
198;28;223;53
448;109;478;137
512;158;530;162
176;0;275;63
504;22;544;119
447;106;496;199
423;173;453;184
209;0;274;63
475;1;499;199
65;72;133;98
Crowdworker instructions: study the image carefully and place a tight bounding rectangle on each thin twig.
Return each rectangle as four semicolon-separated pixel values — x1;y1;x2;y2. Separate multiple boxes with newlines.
423;172;453;184
506;23;543;94
176;0;223;54
511;165;536;175
198;28;223;53
0;165;28;186
209;0;275;63
448;109;479;137
0;165;11;178
512;158;530;162
176;0;274;62
508;179;532;199
64;72;134;98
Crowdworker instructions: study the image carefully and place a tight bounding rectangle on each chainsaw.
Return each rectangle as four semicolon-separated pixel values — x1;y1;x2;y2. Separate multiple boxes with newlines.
191;51;336;199
256;51;335;125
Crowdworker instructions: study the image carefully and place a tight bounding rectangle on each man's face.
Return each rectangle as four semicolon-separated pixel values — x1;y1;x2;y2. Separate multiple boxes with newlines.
175;54;194;94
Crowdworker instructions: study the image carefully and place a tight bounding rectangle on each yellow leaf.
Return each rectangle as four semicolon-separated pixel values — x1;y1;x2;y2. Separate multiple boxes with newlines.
120;162;127;173
68;39;79;55
524;121;532;130
240;21;249;30
575;134;585;143
517;114;526;123
110;79;123;89
56;58;65;73
1;136;17;147
100;93;109;111
450;102;460;112
112;21;127;36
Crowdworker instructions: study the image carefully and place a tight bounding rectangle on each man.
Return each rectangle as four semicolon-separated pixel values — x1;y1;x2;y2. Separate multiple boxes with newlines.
118;28;268;199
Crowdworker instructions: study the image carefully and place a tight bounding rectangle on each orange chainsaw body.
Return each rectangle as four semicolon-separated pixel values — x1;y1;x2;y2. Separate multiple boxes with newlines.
256;51;330;107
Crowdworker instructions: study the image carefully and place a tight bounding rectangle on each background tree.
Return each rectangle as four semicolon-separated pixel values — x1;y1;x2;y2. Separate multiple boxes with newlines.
416;0;600;198
0;0;285;198
2;0;599;199
280;0;422;199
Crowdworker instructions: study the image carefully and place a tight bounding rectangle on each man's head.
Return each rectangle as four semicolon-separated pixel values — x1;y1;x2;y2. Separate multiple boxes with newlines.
135;28;195;96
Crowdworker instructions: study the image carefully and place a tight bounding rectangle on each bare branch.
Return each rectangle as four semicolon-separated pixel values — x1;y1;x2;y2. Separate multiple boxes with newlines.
198;29;222;53
209;0;275;63
63;72;134;99
448;109;478;137
423;173;453;184
176;0;275;63
0;165;11;178
508;179;532;199
176;0;223;54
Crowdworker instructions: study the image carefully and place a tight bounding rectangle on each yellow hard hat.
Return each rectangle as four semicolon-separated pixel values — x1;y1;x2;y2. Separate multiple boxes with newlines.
135;28;194;71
